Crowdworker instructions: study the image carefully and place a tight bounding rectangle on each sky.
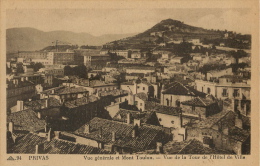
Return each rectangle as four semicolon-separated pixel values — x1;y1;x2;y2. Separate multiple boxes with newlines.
6;8;252;36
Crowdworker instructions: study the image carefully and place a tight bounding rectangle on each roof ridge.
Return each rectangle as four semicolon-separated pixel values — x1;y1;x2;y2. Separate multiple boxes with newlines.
198;97;207;106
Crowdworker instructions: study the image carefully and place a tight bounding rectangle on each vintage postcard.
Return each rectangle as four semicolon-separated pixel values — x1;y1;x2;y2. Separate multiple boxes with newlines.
0;0;259;166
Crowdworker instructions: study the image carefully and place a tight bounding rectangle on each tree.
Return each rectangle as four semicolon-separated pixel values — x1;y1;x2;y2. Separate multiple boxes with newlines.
16;62;24;74
230;50;247;64
6;64;11;74
34;62;45;72
64;65;72;76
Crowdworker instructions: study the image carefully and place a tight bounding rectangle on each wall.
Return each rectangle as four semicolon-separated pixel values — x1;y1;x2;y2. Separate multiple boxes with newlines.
161;94;193;107
156;113;181;128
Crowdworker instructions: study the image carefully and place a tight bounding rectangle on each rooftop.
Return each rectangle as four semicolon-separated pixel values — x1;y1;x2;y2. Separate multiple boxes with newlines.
112;109;155;124
194;110;235;129
7;109;45;132
164;139;234;154
55;87;88;95
10;133;114;154
73;117;169;151
181;97;216;107
162;82;206;97
24;97;61;111
135;92;148;101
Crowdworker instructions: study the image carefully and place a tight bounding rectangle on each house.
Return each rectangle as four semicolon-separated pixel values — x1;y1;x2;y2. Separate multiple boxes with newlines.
170;57;184;64
6;77;36;110
130;51;143;59
181;96;222;120
188;39;201;45
72;117;171;153
125;66;155;74
40;86;89;102
195;77;250;100
163;139;234;154
161;82;206;107
7;109;46;133
112;109;160;126
8;132;114;154
120;81;158;99
186;110;250;154
72;80;119;95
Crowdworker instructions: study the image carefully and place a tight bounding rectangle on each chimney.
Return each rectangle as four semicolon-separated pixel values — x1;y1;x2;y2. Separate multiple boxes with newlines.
99;127;103;138
126;112;131;124
29;99;32;101
25;77;29;81
35;145;39;154
47;128;52;141
51;89;55;94
156;142;163;153
21;77;25;82
54;131;61;139
44;122;48;133
45;99;49;108
8;121;14;133
183;75;187;80
111;131;116;141
223;127;229;135
84;124;90;134
37;112;42;119
235;117;243;129
132;125;138;138
133;119;141;126
111;102;115;105
16;100;24;112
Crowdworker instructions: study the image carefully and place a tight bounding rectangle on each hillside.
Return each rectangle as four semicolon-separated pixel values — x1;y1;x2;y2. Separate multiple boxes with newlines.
105;19;225;49
6;27;136;53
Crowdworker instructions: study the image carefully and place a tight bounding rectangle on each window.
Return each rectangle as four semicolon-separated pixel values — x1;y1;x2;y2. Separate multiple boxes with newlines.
137;86;140;89
233;89;240;97
140;103;142;106
158;118;162;121
171;121;174;124
134;101;138;106
222;89;228;97
207;88;211;94
192;106;195;111
143;87;145;90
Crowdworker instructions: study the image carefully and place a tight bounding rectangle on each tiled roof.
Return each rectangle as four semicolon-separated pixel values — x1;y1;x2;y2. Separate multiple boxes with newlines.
228;126;250;142
162;82;206;97
99;89;128;97
56;87;88;95
151;104;180;116
181;97;216;107
73;117;169;151
24;97;61;111
164;139;234;154
64;97;89;108
194;110;235;128
135;92;148;101
112;109;154;124
11;133;114;154
40;86;66;95
7;109;45;132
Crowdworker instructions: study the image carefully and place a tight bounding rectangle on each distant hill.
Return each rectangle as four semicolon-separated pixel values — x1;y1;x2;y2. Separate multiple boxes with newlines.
6;27;137;53
105;19;227;49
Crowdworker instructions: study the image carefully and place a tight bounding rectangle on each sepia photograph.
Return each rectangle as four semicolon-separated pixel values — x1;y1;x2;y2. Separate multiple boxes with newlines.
1;0;259;166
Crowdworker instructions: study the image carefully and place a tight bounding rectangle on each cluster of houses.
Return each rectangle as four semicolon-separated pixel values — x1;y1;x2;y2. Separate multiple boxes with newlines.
6;27;251;155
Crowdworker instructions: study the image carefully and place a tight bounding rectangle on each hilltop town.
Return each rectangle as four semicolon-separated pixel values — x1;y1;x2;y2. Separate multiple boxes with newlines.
6;19;251;155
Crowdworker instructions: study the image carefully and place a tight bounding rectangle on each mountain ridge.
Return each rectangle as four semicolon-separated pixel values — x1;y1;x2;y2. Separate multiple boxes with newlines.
6;27;137;53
